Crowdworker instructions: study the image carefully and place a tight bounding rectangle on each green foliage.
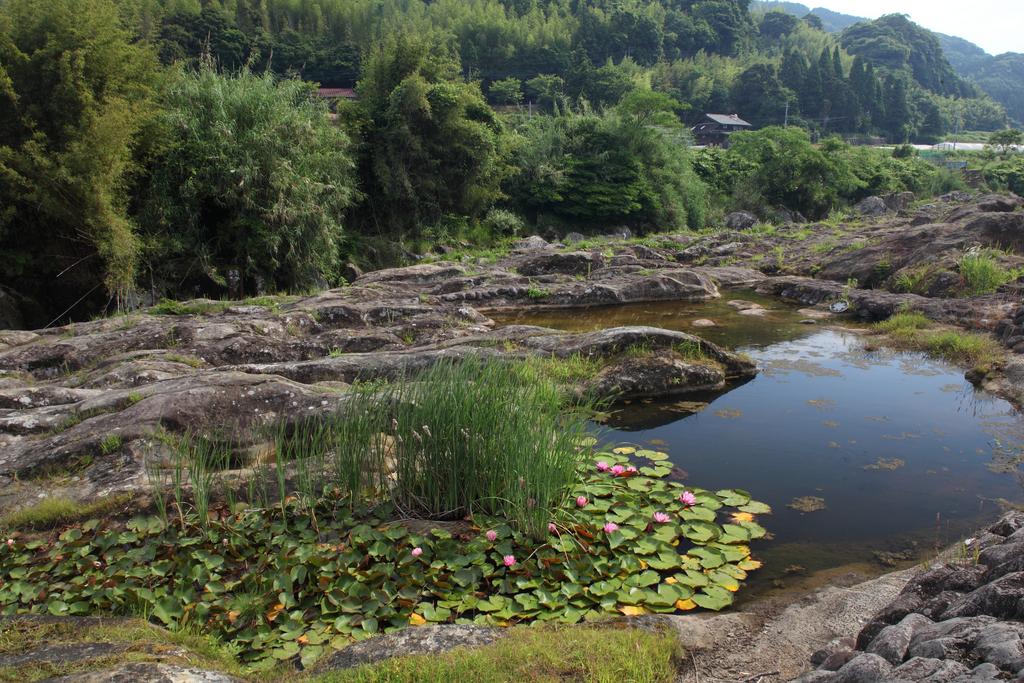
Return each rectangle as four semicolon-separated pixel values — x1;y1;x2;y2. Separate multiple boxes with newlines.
507;107;707;231
0;447;768;668
141;64;356;296
708;128;862;218
357;34;508;237
982;156;1024;196
0;0;160;316
988;129;1023;156
488;77;523;105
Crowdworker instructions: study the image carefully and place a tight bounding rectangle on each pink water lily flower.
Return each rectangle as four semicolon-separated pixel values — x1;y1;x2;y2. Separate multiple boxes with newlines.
485;529;498;542
576;495;588;508
411;547;423;557
679;491;697;506
625;466;637;474
596;461;610;472
548;522;557;534
503;554;516;567
653;511;671;524
603;522;619;533
610;465;626;475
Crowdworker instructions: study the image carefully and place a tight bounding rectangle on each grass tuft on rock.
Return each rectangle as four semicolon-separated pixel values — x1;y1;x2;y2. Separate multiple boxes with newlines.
873;314;1002;366
318;624;681;683
0;495;131;531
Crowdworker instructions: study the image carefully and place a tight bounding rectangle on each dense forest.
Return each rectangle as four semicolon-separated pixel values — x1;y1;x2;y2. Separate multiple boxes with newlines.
0;0;1018;325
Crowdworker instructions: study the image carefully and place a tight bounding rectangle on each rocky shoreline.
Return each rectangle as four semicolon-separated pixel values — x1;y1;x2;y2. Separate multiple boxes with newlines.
790;511;1024;683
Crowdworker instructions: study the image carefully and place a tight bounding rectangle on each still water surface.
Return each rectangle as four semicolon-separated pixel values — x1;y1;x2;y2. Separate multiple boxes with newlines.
495;295;1024;593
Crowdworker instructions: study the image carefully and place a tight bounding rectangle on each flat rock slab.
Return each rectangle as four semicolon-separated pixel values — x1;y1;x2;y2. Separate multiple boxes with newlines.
317;624;505;671
0;641;126;668
47;664;243;682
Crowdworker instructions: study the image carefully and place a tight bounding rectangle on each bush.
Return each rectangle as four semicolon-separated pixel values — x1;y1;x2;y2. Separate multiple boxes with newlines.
482;208;526;237
140;64;357;297
506;109;708;231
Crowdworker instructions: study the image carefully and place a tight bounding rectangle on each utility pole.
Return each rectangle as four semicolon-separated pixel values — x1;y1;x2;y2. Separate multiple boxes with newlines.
784;101;789;128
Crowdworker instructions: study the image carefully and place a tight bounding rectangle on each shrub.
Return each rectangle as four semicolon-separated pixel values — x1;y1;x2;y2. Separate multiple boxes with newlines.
140;63;357;297
482;209;526;237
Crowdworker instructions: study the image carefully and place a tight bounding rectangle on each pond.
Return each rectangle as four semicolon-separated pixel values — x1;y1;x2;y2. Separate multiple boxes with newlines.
493;293;1024;598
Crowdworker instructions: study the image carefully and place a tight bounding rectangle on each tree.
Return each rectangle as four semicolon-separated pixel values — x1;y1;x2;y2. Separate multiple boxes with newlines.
140;65;357;296
489;77;523;105
0;0;160;320
723;127;862;218
357;34;508;235
525;73;565;110
759;11;799;40
989;128;1023;156
732;64;792;128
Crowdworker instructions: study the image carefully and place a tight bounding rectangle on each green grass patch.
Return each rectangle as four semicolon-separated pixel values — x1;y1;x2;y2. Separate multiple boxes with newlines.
874;312;932;333
0;494;130;531
318;624;680;683
150;296;288;317
0;617;254;682
874;314;1001;366
164;353;204;368
958;250;1024;296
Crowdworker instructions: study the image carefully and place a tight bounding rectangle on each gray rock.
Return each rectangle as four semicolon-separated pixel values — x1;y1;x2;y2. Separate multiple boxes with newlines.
855;196;888;216
318;624;504;671
516;251;602;276
867;613;933;664
791;672;840;683
832;652;894;682
958;662;1004;681
48;664;242;682
941;573;1024;620
725;211;758;231
513;235;550;250
563;232;586;244
340;262;363;284
883;192;916;212
973;622;1024;672
891;656;969;682
908;616;997;659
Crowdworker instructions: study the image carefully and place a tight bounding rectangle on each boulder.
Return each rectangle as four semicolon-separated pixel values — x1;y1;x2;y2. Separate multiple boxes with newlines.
854;196;888;216
340;262;363;284
563;232;586;244
831;652;894;681
725;211;758;231
883;192;916;212
866;613;934;664
513;235;550;251
891;656;969;682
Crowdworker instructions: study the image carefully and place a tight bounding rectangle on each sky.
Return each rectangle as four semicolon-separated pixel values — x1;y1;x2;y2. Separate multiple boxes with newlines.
815;0;1023;55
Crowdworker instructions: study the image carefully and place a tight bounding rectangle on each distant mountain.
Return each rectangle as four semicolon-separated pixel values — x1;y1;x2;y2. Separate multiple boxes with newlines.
937;33;991;74
751;1;864;33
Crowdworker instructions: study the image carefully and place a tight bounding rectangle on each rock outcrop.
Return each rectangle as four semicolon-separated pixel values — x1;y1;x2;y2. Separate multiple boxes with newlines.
790;511;1024;682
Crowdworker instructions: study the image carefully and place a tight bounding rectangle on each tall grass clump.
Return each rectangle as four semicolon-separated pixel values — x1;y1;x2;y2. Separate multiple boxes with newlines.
959;250;1023;296
387;358;589;538
154;358;591;538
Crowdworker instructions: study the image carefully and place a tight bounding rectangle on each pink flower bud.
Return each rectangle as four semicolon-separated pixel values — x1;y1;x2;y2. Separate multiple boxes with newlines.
5;539;13;548
503;554;516;567
679;491;697;506
485;530;498;542
625;466;637;474
576;495;588;508
411;547;423;557
653;512;671;524
611;465;625;475
548;522;557;534
596;461;610;472
603;522;619;533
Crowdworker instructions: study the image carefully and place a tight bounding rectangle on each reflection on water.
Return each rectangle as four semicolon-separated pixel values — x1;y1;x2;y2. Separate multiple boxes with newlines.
494;297;1024;595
